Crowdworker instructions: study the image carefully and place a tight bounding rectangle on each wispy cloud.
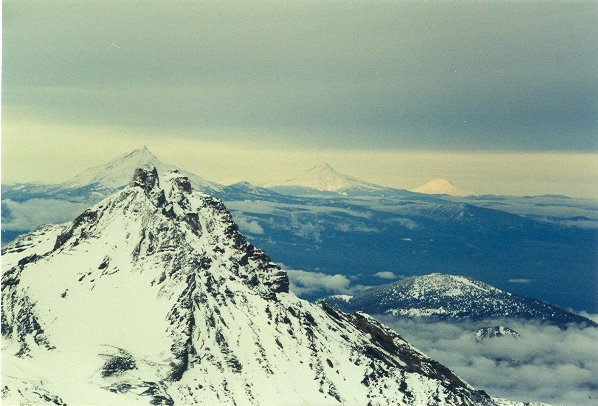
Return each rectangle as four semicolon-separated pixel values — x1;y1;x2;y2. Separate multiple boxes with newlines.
577;311;598;324
374;271;398;280
508;278;530;284
284;268;372;297
234;216;264;235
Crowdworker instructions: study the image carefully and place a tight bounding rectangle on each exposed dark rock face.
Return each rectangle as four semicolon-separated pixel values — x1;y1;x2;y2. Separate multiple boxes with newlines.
1;257;53;356
100;348;138;378
131;167;160;193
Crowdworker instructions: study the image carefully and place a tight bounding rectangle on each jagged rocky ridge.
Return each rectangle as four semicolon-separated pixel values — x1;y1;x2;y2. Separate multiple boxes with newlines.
320;274;597;329
472;326;521;342
2;168;539;405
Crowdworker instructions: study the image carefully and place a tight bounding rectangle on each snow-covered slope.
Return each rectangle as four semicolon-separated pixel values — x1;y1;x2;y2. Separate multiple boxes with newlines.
412;178;474;196
2;168;533;405
267;162;385;193
321;274;597;328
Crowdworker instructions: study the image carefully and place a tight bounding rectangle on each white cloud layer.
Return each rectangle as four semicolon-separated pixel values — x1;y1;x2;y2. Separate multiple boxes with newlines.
377;316;598;406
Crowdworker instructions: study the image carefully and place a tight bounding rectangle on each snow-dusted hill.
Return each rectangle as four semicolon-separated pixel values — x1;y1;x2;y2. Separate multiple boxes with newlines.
321;274;597;328
1;168;535;405
267;162;385;194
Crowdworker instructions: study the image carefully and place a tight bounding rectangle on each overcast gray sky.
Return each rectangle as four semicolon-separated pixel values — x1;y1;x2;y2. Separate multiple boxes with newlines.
2;1;598;196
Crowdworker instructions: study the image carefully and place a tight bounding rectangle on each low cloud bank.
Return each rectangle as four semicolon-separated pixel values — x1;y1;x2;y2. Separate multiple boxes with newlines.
377;316;598;406
2;199;88;231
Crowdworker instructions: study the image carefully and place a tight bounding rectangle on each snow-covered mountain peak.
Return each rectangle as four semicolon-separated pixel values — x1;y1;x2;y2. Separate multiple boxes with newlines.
412;178;475;197
124;144;158;160
2;168;529;405
57;147;221;194
270;162;383;192
313;162;334;171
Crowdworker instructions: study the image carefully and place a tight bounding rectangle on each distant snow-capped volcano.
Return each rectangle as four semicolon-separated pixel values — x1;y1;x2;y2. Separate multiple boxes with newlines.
412;178;474;197
267;162;384;192
56;146;222;194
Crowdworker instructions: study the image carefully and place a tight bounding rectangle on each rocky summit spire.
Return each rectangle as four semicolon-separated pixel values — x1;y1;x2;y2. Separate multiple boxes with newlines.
1;168;529;406
131;166;160;192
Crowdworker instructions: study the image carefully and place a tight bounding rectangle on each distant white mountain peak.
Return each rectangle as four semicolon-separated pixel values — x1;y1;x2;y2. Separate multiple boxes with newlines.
412;178;475;197
270;162;383;192
57;147;221;193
